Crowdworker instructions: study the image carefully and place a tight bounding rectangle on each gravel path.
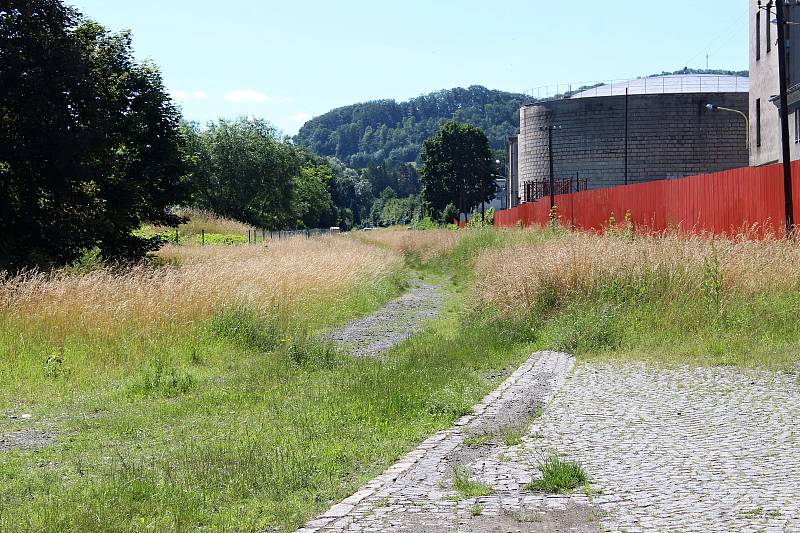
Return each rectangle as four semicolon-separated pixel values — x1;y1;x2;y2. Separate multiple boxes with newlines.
325;277;444;358
298;356;800;533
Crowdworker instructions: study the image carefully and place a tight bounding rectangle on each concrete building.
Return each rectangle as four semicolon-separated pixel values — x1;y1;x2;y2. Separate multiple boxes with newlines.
510;74;749;204
505;135;519;208
749;0;800;166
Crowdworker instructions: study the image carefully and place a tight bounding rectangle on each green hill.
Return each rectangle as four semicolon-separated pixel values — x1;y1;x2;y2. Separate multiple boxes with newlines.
294;85;526;168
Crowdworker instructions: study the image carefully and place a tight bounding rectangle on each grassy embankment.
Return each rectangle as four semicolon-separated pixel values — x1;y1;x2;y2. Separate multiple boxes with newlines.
0;226;548;532
473;229;800;369
3;223;799;532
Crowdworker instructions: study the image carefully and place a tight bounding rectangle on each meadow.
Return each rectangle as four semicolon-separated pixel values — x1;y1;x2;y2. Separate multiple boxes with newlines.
0;226;540;532
2;223;800;532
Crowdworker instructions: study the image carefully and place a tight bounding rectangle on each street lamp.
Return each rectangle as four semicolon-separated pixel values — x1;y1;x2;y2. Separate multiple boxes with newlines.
705;104;750;154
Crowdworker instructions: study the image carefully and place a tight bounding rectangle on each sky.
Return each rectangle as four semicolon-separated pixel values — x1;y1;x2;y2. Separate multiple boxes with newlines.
66;1;749;136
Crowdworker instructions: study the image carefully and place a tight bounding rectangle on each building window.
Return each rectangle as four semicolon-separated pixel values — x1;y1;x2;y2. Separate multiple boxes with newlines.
757;11;761;61
767;1;772;53
756;98;762;147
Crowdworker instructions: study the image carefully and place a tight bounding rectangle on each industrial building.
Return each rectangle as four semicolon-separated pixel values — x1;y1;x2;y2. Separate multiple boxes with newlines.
749;0;800;166
509;74;750;204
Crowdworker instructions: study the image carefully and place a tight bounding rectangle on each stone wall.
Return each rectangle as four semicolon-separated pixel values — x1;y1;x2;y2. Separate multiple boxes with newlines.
518;92;749;196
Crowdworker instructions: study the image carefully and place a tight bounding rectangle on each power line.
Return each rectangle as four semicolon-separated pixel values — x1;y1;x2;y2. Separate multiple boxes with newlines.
683;8;749;69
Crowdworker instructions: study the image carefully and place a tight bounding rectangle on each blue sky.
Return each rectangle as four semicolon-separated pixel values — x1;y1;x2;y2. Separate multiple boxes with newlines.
67;1;749;135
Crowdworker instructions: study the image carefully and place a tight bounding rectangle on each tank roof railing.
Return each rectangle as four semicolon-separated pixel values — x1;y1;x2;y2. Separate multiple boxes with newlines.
525;75;750;103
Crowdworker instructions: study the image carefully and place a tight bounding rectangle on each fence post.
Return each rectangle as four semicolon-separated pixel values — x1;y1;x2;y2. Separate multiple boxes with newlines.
248;230;251;244
175;228;179;244
201;229;204;246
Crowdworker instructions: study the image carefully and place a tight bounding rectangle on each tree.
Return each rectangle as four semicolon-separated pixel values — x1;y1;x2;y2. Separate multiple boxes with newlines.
420;121;495;218
0;1;189;270
186;118;299;229
293;166;335;229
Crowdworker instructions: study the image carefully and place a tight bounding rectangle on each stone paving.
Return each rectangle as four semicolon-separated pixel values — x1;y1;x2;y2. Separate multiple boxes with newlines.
297;351;587;533
533;362;800;532
325;277;443;358
298;354;800;533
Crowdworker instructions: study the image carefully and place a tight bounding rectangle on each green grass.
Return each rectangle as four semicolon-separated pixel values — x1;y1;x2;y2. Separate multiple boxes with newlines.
525;456;588;494
0;232;541;532
534;279;800;369
451;466;492;499
7;227;797;531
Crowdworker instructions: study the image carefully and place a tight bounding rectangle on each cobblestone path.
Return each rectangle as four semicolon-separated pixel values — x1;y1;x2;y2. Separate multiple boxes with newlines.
534;363;800;532
297;351;588;533
325;277;443;358
299;355;800;533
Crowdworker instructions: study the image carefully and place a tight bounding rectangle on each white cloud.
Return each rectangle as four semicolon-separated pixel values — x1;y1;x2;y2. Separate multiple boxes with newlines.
170;90;210;101
287;112;313;125
223;88;273;104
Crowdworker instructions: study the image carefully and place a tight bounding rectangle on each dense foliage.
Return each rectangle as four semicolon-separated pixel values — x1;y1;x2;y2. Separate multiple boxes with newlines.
421;121;495;220
182;118;300;230
295;86;525;168
0;1;189;271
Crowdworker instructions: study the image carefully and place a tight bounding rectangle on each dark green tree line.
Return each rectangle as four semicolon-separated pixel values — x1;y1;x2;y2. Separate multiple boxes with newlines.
0;1;189;271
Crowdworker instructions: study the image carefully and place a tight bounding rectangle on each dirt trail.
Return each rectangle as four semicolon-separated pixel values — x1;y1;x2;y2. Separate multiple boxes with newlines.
324;276;444;358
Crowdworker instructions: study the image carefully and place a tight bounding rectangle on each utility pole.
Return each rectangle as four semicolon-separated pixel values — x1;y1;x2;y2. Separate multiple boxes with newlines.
624;88;629;185
776;0;795;235
548;125;555;211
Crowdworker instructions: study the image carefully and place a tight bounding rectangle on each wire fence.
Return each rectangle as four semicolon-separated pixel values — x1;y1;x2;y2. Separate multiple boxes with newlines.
167;227;341;246
526;75;749;102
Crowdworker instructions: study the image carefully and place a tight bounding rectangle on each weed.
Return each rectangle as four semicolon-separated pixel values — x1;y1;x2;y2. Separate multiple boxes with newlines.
452;466;492;499
463;433;493;447
525;456;587;494
125;359;195;398
44;351;70;379
501;425;526;447
469;503;484;516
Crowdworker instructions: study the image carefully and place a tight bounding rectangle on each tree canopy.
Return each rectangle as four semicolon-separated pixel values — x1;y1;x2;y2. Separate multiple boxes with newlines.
420;121;495;219
183;118;301;230
294;86;525;168
0;1;188;271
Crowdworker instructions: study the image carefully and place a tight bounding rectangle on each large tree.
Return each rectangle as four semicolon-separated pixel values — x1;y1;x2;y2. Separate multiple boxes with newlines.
185;118;299;230
420;120;495;219
0;1;189;271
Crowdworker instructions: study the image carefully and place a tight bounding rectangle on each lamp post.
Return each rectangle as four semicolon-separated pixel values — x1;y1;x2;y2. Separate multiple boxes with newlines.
705;104;750;155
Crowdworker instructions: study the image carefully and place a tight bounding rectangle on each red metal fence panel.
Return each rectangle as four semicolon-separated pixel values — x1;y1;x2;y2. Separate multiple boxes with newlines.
495;162;800;238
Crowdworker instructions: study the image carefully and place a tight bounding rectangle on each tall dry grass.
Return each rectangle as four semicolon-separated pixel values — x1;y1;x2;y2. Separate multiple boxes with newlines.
354;229;462;260
0;236;402;342
173;208;255;236
474;232;800;313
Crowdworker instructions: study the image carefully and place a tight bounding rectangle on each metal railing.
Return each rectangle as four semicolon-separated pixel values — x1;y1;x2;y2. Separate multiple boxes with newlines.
522;178;589;203
526;75;749;102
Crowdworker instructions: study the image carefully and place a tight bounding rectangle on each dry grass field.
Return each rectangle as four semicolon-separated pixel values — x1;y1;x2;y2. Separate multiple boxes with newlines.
473;230;800;368
353;228;463;260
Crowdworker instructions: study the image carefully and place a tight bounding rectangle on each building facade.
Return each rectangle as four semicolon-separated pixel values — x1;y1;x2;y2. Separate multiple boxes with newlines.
749;0;800;166
505;135;519;209
511;75;749;203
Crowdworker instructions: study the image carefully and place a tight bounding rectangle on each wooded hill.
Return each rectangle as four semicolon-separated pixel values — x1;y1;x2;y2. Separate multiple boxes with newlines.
294;85;526;168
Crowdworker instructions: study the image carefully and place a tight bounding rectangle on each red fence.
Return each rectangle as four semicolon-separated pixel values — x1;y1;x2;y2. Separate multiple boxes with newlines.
495;162;800;237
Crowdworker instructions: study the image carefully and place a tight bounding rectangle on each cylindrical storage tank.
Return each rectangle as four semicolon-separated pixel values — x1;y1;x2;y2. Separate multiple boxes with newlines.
519;105;550;201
